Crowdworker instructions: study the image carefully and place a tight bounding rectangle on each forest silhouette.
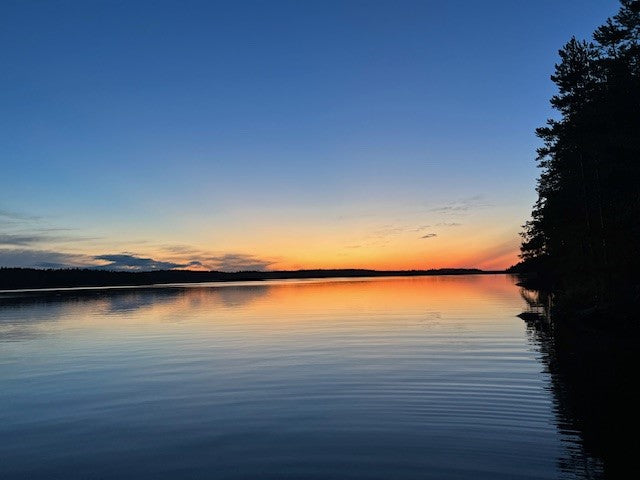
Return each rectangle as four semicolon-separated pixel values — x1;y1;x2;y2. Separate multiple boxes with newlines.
0;267;489;291
513;3;640;474
511;0;640;322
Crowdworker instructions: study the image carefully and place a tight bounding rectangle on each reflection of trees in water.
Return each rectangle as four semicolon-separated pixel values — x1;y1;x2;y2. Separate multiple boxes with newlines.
0;284;271;341
520;287;637;479
101;285;271;312
213;285;270;308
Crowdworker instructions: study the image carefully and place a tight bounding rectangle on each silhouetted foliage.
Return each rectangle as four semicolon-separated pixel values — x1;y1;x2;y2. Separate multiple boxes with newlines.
518;0;640;316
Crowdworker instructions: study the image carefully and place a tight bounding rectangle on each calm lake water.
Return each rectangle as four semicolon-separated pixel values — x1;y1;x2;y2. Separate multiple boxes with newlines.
0;275;604;479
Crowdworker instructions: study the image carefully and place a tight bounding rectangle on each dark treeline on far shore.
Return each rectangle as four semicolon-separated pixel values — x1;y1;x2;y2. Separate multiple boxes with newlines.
509;0;640;325
0;267;495;291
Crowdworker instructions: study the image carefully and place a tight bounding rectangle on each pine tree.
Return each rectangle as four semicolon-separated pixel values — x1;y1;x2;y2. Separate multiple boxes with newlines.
520;0;640;311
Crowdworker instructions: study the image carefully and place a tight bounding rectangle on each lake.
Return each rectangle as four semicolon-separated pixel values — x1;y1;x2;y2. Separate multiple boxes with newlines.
0;275;603;479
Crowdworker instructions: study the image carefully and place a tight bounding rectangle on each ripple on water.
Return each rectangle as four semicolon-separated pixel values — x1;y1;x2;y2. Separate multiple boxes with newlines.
0;275;600;479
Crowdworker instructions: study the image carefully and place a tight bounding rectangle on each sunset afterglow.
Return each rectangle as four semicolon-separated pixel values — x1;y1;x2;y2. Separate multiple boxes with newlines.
0;1;616;271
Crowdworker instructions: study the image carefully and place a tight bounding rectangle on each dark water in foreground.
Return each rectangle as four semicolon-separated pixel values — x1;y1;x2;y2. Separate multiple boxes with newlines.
0;275;606;479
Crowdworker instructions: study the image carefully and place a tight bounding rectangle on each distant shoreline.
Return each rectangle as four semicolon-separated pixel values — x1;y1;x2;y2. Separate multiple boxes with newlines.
0;268;506;293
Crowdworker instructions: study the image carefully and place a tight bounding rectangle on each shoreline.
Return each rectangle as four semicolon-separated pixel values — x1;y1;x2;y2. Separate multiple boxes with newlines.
0;268;506;294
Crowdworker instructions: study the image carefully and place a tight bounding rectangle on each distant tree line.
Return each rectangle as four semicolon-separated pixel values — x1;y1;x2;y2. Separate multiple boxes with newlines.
0;267;490;291
513;0;640;316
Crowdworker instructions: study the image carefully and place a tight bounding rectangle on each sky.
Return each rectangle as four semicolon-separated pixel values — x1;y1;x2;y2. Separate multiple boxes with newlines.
0;0;621;271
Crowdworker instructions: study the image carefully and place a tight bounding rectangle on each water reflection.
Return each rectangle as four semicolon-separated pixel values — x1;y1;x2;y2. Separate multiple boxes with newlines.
0;284;271;341
520;287;637;479
0;276;614;479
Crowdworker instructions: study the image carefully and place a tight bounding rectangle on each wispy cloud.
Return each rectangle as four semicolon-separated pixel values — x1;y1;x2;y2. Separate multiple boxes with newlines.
0;209;41;221
159;244;277;271
0;232;96;247
429;195;491;215
0;207;100;249
0;247;275;272
362;223;442;246
0;207;277;272
0;234;53;246
204;253;275;272
0;249;96;269
160;244;202;255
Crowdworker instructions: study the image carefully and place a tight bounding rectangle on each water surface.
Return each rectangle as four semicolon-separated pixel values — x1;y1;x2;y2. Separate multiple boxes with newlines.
0;275;601;479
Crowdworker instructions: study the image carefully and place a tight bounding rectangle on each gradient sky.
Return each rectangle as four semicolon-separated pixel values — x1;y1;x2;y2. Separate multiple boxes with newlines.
0;0;620;271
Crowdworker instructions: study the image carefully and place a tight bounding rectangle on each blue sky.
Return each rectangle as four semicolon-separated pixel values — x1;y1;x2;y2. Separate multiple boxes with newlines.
0;0;620;270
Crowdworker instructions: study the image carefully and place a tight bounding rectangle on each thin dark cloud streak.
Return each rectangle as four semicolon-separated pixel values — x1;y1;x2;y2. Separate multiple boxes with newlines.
204;253;275;272
0;249;94;269
0;233;98;247
0;209;41;221
93;254;196;271
428;195;492;215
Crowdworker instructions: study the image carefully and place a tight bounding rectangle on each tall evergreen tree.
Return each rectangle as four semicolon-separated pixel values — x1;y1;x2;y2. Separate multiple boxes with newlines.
520;0;640;311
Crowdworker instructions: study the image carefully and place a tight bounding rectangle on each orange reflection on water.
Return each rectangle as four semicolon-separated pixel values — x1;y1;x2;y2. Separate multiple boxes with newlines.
11;275;524;339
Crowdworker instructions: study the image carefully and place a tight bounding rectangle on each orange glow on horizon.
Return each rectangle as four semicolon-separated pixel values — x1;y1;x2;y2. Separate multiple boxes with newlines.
40;214;523;273
160;231;521;272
